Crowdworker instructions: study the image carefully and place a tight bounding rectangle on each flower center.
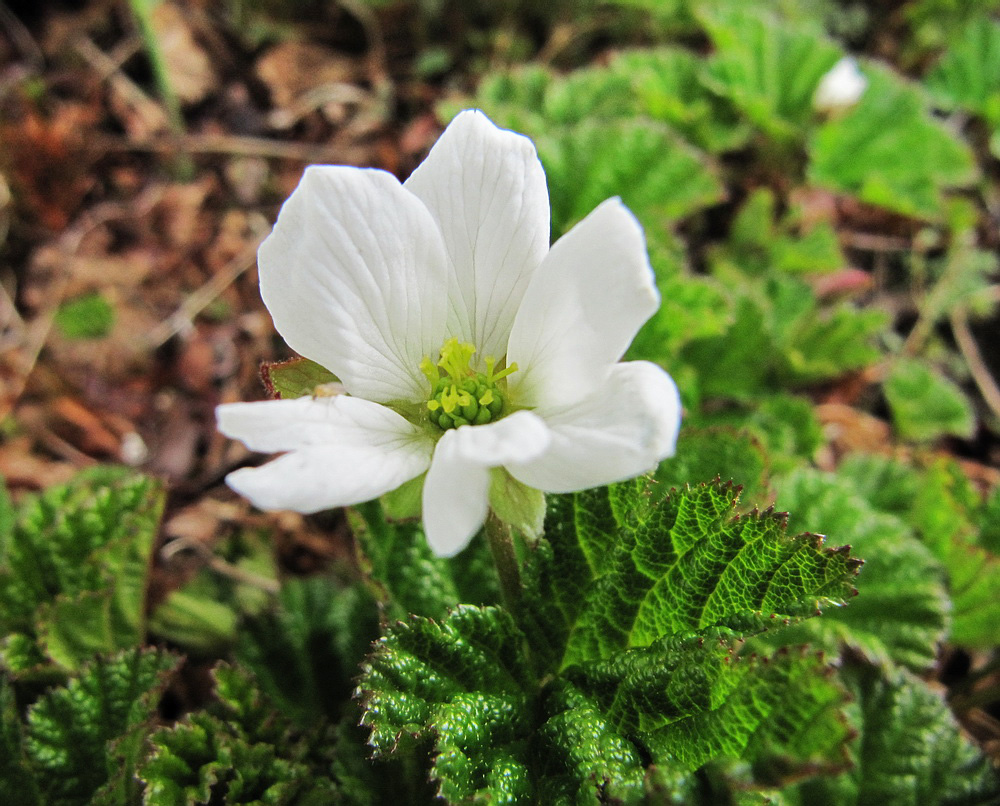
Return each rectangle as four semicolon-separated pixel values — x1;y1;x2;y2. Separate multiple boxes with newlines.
420;338;518;430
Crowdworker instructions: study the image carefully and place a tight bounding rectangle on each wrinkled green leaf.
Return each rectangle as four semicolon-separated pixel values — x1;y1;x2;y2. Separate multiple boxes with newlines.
885;358;975;442
927;16;1000;127
0;469;164;673
24;648;179;805
791;664;1000;805
809;64;976;220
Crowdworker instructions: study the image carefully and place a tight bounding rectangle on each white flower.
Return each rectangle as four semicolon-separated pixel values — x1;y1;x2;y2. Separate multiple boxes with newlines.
217;110;681;557
813;56;867;112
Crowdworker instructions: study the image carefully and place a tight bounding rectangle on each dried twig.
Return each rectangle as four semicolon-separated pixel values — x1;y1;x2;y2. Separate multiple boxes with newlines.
148;213;270;348
87;132;349;162
951;306;1000;423
161;535;280;594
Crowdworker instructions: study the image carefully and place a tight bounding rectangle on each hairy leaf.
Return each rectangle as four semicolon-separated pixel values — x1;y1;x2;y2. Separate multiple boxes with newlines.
791;664;1000;805
140;664;342;806
885;358;975;442
809;64;976;220
0;469;164;673
24;648;179;805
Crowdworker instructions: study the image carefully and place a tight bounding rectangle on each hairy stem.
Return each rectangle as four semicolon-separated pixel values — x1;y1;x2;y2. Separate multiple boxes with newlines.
485;511;521;612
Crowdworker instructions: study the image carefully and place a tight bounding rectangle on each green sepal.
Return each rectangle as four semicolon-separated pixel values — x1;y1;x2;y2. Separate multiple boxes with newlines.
489;468;546;543
260;356;339;399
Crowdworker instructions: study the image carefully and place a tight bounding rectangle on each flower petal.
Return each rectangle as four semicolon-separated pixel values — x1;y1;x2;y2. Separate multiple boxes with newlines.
258;165;451;404
509;361;681;493
225;441;430;514
404;110;550;362
217;395;425;453
218;395;432;513
422;411;550;557
506;198;659;409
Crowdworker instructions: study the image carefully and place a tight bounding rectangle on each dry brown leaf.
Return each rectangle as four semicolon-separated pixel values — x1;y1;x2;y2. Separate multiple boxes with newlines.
150;1;218;105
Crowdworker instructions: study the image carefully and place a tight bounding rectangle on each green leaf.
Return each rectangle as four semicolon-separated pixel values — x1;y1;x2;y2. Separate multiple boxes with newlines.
927;17;1000;127
537;118;723;236
24;648;179;805
535;481;860;670
148;530;278;655
54;292;115;339
766;469;949;671
611;47;751;152
260;356;339;400
351;501;499;622
236;577;380;724
140;663;342;806
0;678;40;806
701;8;842;139
885;358;975;442
808;64;977;220
791;664;1000;805
0;469;164;673
653;427;769;504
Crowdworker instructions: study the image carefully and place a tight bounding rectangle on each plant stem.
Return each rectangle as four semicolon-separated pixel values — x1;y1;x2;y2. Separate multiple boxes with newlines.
485;511;521;612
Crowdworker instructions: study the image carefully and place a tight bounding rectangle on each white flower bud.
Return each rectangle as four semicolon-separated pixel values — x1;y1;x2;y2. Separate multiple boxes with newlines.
814;56;867;112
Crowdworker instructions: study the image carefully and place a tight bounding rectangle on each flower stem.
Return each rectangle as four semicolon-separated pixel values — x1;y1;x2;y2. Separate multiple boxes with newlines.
485;511;521;612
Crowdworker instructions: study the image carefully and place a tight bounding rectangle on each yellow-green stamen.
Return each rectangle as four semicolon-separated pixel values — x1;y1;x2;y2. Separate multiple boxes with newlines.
421;338;516;431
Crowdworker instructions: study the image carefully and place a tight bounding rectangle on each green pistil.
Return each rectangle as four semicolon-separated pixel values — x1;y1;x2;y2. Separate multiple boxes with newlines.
422;338;517;431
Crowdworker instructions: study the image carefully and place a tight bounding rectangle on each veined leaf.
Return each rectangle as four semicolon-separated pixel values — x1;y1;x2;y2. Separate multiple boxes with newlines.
701;7;842;140
766;469;949;671
927;17;1000;128
808;64;976;220
528;481;859;671
0;678;40;806
24;648;179;805
361;481;860;802
0;468;164;673
791;664;1000;805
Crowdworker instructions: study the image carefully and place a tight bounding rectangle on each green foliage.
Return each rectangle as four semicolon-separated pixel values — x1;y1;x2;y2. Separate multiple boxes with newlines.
139;663;342;805
360;481;861;802
884;358;975;442
700;7;842;140
260;357;339;400
537;118;724;236
54;292;115;340
149;531;278;654
612;47;751;152
21;648;179;805
766;469;949;671
927;17;1000;128
351;501;500;622
0;468;164;674
790;664;1000;805
236;576;380;724
653;427;769;503
808;64;976;220
834;455;1000;649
